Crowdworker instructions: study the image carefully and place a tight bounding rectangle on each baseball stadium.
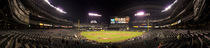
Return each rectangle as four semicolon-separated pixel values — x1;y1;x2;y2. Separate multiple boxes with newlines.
0;0;210;48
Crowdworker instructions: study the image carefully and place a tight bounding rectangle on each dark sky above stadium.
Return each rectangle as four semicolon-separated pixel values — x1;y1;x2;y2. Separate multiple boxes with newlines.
49;0;175;22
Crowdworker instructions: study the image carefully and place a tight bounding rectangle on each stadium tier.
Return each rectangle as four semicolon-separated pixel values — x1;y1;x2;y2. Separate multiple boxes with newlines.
0;29;209;48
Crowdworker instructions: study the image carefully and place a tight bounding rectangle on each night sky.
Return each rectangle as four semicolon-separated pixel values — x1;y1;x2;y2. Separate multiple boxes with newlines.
49;0;175;23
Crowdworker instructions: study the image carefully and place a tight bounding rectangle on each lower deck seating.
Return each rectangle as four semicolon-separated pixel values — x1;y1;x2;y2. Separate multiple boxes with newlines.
0;29;209;48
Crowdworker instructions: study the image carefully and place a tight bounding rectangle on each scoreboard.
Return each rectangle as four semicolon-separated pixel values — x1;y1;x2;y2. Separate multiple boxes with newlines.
110;16;130;24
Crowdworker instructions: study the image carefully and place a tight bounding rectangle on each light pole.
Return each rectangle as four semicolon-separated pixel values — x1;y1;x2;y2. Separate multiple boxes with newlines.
88;12;102;30
147;18;150;32
78;19;80;30
135;11;150;32
88;13;102;24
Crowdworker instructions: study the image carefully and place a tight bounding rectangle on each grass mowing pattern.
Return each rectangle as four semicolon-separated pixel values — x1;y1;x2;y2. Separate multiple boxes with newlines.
80;31;144;43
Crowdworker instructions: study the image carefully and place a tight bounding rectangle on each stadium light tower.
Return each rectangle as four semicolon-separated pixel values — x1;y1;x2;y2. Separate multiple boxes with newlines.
88;13;102;17
161;0;178;12
135;11;150;16
135;11;145;16
88;12;102;25
134;11;151;32
44;0;67;14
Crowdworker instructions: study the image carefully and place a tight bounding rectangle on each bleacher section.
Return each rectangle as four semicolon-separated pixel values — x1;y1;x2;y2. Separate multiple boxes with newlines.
0;29;209;48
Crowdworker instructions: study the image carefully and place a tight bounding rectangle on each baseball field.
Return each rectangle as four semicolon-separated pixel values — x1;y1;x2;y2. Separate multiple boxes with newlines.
80;31;144;43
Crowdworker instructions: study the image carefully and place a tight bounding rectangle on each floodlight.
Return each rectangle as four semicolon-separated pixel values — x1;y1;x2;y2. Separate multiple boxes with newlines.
135;11;150;16
161;0;178;12
135;11;145;16
44;0;67;14
88;13;102;16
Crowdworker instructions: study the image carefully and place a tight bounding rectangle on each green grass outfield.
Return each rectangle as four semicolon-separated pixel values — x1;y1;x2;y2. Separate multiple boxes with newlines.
80;31;144;43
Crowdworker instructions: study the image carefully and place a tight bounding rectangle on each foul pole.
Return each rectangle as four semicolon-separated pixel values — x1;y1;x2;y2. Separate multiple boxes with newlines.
78;19;80;30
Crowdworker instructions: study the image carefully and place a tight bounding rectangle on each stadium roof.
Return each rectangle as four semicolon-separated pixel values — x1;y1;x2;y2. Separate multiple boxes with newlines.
49;0;198;25
11;0;205;26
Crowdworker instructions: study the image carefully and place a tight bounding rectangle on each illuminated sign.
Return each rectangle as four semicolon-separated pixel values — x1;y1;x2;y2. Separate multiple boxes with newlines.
110;16;130;24
133;26;139;28
39;23;44;26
